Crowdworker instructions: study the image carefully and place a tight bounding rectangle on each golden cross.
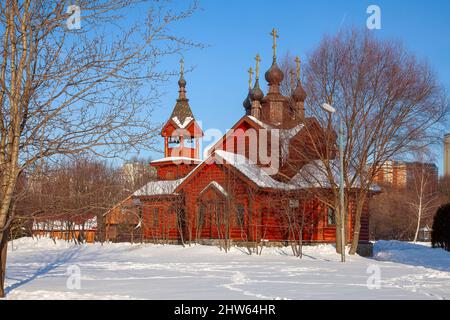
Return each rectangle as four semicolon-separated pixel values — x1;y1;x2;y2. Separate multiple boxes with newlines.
247;67;253;89
295;56;301;80
180;58;184;76
270;28;279;60
290;70;295;89
255;54;261;80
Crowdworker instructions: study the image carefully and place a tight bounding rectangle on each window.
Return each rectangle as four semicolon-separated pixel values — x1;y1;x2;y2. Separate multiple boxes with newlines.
198;204;206;227
215;203;223;225
327;207;336;226
236;204;245;227
168;136;180;144
153;208;159;228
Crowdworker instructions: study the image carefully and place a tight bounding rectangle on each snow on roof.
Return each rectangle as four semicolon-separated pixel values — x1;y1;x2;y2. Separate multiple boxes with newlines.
247;116;273;130
172;116;193;128
133;178;184;196
200;181;228;197
290;160;336;188
214;150;296;190
151;156;201;164
280;123;305;162
291;159;381;191
203;141;216;158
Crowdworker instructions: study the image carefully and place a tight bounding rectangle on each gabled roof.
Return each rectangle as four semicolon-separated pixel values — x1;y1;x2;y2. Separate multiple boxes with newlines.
291;159;381;191
175;150;297;193
215;150;296;190
170;98;194;126
200;181;229;197
205;115;271;157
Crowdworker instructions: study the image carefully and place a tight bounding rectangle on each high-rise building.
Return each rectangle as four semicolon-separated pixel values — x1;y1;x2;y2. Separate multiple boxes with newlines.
374;160;438;190
445;134;450;177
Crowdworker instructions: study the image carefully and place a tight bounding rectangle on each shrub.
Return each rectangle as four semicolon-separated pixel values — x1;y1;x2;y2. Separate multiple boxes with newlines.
431;203;450;251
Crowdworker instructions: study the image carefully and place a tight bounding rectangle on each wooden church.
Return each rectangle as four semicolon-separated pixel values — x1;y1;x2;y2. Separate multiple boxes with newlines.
104;30;372;255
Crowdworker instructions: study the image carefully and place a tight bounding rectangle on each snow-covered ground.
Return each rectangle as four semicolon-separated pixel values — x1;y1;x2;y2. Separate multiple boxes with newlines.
3;237;450;300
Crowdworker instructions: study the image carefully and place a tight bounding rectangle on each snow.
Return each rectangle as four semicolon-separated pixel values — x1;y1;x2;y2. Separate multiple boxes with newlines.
172;116;193;128
133;178;184;196
200;181;228;197
151;157;201;164
33;216;97;231
374;240;450;272
3;238;450;300
214;150;296;190
247;116;273;130
291;160;381;191
280;123;304;162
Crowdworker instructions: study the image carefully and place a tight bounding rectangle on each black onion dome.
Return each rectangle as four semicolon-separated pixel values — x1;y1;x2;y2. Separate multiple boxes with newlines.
250;79;264;101
243;91;252;111
265;62;284;85
292;80;307;102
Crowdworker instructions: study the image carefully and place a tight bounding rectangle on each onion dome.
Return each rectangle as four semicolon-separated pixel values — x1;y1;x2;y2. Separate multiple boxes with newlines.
292;57;306;102
243;67;253;113
265;62;284;85
178;76;186;88
292;80;307;102
250;79;264;101
243;91;252;113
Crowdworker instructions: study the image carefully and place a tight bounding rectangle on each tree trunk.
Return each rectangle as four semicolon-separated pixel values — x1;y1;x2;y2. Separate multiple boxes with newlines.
335;207;343;254
413;203;422;243
349;199;365;255
0;230;9;298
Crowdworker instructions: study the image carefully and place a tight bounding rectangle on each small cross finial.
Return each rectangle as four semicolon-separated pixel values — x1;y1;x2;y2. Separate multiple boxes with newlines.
270;28;279;61
290;70;295;89
247;67;253;89
255;54;261;80
179;58;184;76
295;56;301;81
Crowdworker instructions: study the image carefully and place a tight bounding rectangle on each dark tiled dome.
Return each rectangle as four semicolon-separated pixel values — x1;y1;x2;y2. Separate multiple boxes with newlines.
265;62;284;85
292;81;307;102
250;79;264;101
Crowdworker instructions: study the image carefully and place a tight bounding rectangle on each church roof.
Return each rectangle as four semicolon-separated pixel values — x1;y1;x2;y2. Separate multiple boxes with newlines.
170;99;194;127
151;156;201;164
291;160;381;191
133;178;185;196
166;58;198;130
214;150;296;190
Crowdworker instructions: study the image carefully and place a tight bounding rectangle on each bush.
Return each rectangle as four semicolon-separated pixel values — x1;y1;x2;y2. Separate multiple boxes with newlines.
431;203;450;251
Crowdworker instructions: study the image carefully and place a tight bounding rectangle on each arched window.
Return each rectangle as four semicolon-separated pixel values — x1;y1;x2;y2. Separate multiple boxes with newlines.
327;207;336;226
236;204;245;227
198;203;206;227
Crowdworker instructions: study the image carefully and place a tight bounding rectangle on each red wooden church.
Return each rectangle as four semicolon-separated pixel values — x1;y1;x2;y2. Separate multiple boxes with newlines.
105;31;372;255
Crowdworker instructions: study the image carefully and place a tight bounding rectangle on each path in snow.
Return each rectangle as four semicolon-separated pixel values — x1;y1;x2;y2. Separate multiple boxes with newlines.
3;238;450;300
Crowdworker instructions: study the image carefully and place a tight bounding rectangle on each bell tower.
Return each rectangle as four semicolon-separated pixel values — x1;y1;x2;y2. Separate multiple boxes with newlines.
161;58;203;159
152;59;203;181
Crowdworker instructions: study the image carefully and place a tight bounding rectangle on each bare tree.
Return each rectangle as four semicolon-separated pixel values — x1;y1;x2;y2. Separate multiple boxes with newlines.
369;185;415;240
282;28;448;256
0;0;200;297
439;176;450;204
407;161;439;242
14;157;139;244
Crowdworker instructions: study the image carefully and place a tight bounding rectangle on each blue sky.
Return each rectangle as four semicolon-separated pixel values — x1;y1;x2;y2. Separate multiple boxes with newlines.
136;0;450;174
